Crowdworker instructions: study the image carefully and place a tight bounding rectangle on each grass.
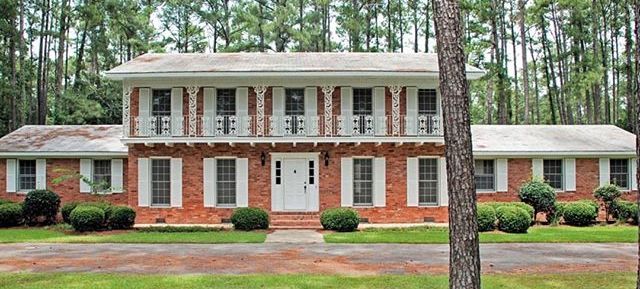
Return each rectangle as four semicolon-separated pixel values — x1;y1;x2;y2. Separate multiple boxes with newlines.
324;225;638;244
0;228;266;244
0;272;633;289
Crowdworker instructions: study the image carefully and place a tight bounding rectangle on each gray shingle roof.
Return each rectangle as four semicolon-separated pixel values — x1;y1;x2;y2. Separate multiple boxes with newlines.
106;53;484;77
0;125;127;156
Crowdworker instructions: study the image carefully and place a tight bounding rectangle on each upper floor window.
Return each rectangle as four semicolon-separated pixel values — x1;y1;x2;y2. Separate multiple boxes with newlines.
543;159;563;190
151;159;171;206
92;160;112;192
353;158;373;206
151;89;171;116
610;159;629;189
216;159;237;206
419;158;438;205
216;89;236;116
285;88;305;116
475;160;495;191
418;89;437;115
353;88;373;116
18;159;36;191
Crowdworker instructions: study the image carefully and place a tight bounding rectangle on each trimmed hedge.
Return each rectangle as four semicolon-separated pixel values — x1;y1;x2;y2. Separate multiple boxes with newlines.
477;204;496;232
22;190;61;225
485;202;535;221
0;203;23;227
0;199;13;206
80;202;114;220
69;206;105;232
320;208;360;232
593;184;622;221
496;206;531;233
563;202;597;226
138;226;222;233
107;206;136;229
230;207;269;231
518;179;556;221
612;200;638;224
61;202;80;224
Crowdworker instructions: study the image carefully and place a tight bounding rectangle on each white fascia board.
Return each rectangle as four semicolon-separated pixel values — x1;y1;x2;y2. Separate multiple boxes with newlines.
473;151;636;158
0;152;128;158
121;136;445;145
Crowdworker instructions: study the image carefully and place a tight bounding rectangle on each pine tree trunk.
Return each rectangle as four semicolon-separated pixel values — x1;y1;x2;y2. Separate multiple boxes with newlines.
55;0;68;97
519;0;529;124
433;0;481;288
626;0;635;132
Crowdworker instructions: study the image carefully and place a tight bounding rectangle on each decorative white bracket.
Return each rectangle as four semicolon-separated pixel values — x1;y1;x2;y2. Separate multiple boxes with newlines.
321;86;335;136
122;85;133;137
187;86;200;136
389;85;402;136
254;85;268;136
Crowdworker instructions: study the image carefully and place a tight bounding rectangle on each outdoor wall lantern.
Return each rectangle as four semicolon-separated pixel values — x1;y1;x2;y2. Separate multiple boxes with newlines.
261;152;267;166
323;151;330;167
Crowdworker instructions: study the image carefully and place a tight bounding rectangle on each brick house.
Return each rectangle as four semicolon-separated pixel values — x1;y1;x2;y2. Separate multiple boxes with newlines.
0;53;636;226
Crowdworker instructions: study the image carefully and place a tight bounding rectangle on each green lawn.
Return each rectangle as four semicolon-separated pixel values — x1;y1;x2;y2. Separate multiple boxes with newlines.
324;225;638;244
0;228;266;244
0;272;633;289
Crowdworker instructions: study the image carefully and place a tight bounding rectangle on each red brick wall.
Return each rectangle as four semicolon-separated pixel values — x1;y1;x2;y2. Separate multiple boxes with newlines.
0;158;128;205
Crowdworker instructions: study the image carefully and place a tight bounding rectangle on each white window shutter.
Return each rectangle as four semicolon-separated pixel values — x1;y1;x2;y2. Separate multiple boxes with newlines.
35;159;46;190
79;159;92;193
564;158;576;191
439;157;448;206
405;87;418;135
236;158;249;207
138;88;150;136
373;157;386;207
631;158;637;190
6;159;16;193
304;87;318;135
406;157;419;207
203;158;216;207
137;158;150;207
203;87;216;136
236;87;249;136
272;87;285;136
341;157;353;207
496;159;508;192
111;159;124;193
532;159;544;179
599;158;610;186
171;87;183;136
170;158;182;207
374;87;386;136
340;87;352;135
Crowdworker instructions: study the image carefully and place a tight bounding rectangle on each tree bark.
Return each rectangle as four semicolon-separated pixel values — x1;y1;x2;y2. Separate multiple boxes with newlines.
634;1;640;286
433;0;481;289
519;0;529;124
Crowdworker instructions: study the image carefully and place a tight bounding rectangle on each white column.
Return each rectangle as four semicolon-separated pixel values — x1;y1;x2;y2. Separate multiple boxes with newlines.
321;86;335;136
389;85;402;136
187;86;199;136
254;85;268;136
122;85;133;137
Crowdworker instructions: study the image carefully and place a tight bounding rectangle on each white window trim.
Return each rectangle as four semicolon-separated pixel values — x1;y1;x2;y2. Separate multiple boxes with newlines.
149;156;172;208
609;158;631;191
417;156;440;207
91;158;113;194
16;158;37;194
542;158;565;192
214;156;238;208
474;158;496;193
352;156;375;208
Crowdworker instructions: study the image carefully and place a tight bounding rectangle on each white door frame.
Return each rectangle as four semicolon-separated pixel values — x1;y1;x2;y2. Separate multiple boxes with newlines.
271;152;320;212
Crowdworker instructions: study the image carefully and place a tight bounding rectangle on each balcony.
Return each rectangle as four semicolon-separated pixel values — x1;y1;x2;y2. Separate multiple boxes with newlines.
125;114;442;143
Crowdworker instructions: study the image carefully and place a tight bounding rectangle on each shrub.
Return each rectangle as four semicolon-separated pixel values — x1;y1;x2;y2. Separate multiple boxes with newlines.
320;208;360;232
518;178;556;221
477;204;496;232
230;207;269;231
563;202;598;226
485;202;535;221
0;203;23;227
138;226;222;233
61;202;80;224
0;199;13;206
611;200;638;224
80;202;114;220
593;184;622;222
496;206;531;233
107;206;136;230
22;190;61;225
69;206;105;232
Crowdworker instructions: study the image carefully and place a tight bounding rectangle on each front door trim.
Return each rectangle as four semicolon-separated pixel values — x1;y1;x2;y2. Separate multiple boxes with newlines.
271;152;320;212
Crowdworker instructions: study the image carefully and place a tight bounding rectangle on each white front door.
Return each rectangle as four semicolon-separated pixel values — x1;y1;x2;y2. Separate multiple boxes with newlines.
283;158;308;210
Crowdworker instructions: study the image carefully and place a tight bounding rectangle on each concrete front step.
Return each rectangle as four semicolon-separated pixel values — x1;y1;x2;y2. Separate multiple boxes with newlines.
271;219;321;227
270;212;321;228
270;215;320;221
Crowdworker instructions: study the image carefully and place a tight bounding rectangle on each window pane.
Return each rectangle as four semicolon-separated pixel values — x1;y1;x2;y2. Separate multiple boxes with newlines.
216;89;236;116
151;159;171;206
92;160;112;191
216;159;236;206
18;160;36;191
418;89;437;115
543;159;563;190
353;159;373;206
151;89;172;116
285;89;305;116
352;88;373;115
610;159;629;189
474;160;495;191
419;159;438;205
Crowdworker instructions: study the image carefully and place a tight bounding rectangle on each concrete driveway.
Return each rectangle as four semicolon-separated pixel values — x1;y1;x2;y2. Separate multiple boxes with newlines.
0;243;634;275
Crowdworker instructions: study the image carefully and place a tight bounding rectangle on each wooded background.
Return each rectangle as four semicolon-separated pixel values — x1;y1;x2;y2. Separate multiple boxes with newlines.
0;0;636;137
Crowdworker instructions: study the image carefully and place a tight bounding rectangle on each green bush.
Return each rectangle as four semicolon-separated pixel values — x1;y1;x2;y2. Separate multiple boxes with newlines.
496;206;531;233
61;202;80;224
594;184;622;221
80;202;114;220
69;206;105;232
612;200;638;224
0;203;23;227
320;208;360;232
518;178;556;221
477;204;497;232
485;202;535;221
0;199;13;206
230;207;269;231
137;226;222;233
107;206;136;229
563;202;598;226
22;190;61;225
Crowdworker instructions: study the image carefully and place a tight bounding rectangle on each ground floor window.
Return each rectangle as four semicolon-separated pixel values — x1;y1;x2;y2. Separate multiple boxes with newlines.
216;159;236;206
151;159;171;206
353;158;373;206
418;158;438;205
92;160;111;192
543;159;563;190
18;159;36;191
475;160;495;191
610;159;629;189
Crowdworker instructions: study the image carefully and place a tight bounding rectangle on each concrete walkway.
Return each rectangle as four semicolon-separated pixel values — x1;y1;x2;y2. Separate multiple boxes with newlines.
265;230;324;243
0;243;634;275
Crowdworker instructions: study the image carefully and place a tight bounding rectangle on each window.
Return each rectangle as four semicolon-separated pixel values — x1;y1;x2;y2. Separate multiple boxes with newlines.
353;88;373;135
18;160;36;191
285;88;305;134
418;89;437;115
275;160;282;185
216;88;236;134
419;158;438;205
151;159;171;206
151;89;172;116
543;159;563;190
308;160;315;185
216;159;236;206
610;159;629;189
474;160;495;191
92;160;112;192
353;159;373;206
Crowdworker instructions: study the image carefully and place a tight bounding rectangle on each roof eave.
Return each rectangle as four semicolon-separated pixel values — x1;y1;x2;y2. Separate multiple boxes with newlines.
0;151;128;158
